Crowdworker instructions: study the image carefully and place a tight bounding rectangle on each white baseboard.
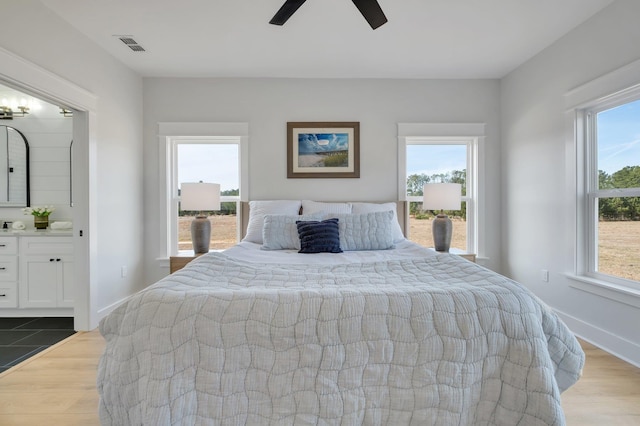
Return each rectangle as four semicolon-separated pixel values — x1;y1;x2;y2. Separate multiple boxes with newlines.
0;308;73;317
555;309;640;368
97;296;130;323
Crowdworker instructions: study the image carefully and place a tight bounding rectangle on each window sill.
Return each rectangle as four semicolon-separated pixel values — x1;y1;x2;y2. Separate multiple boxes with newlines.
566;274;640;309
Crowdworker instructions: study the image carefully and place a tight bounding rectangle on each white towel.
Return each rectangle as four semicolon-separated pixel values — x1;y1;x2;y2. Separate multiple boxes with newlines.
11;221;25;230
50;221;73;230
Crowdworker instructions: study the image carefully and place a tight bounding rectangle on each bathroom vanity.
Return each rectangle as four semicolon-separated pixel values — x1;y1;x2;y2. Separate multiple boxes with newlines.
0;231;73;317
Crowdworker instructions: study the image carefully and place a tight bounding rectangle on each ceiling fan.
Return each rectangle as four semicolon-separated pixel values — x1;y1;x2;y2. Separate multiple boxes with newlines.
269;0;388;30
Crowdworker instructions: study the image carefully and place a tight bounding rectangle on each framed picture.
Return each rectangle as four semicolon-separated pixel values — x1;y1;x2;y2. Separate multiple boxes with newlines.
287;122;360;178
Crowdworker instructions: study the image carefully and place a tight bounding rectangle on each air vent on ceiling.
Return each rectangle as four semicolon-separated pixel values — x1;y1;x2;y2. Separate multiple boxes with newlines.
115;36;146;52
128;44;146;52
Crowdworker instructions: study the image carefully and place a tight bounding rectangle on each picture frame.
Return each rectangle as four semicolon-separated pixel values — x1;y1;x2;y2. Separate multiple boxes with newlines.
287;122;360;178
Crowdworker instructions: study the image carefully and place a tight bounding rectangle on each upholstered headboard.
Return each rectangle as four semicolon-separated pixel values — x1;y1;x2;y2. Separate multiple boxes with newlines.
240;201;408;240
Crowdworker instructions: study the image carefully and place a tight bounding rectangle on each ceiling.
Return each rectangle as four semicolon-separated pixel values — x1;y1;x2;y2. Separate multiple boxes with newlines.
41;0;614;79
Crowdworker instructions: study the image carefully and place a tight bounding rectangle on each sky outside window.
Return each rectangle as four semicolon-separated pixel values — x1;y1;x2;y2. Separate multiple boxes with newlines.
177;144;239;192
597;99;640;177
407;144;466;177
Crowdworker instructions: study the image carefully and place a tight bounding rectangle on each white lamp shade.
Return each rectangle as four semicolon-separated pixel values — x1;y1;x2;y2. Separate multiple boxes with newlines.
422;183;461;211
180;182;221;211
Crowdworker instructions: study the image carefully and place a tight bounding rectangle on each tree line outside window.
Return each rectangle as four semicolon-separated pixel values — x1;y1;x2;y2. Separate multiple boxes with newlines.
178;188;239;216
598;166;640;220
406;170;467;219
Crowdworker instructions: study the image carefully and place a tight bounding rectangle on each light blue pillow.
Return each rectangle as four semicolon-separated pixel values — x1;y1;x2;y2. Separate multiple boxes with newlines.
332;211;395;251
351;202;405;243
262;214;321;250
243;200;302;244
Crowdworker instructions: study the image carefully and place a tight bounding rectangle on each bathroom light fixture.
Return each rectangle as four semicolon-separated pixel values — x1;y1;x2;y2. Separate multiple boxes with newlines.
180;182;221;254
0;105;29;120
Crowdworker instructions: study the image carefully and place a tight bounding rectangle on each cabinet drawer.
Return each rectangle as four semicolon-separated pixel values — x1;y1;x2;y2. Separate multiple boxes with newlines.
20;237;73;255
0;282;17;308
0;236;17;255
0;256;17;281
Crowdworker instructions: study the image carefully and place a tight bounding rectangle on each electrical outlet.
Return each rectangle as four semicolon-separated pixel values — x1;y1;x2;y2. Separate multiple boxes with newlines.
121;266;128;278
540;269;549;282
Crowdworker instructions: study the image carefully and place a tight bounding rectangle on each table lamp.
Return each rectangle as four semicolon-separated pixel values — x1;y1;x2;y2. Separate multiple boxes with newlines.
422;183;461;252
180;182;220;254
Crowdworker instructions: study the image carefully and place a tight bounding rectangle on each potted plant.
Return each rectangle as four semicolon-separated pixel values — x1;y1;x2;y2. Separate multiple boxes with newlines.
23;205;55;230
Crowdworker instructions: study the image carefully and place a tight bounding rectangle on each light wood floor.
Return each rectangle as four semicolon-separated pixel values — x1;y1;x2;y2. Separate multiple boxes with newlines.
0;330;104;425
0;331;638;425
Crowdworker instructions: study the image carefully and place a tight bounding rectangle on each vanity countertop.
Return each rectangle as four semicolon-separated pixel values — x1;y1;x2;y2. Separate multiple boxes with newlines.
0;229;73;236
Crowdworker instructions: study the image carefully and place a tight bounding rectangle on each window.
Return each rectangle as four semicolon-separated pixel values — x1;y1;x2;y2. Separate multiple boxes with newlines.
565;59;640;303
398;123;484;255
159;122;248;258
405;139;476;251
175;141;240;252
583;97;640;285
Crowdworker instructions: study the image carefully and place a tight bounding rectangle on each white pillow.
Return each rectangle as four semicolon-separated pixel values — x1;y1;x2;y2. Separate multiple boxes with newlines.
332;211;395;251
262;214;321;250
243;200;302;244
301;200;352;215
351;202;405;243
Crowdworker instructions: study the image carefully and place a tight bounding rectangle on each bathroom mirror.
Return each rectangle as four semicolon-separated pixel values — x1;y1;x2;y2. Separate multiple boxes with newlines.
0;125;30;207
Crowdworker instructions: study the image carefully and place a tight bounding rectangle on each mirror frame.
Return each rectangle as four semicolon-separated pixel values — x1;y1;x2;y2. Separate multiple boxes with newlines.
0;125;30;207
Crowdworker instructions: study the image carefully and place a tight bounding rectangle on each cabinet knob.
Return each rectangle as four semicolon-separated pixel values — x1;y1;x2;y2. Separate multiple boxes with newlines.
0;294;5;297
57;258;61;262
0;244;5;247
0;267;5;270
50;258;55;262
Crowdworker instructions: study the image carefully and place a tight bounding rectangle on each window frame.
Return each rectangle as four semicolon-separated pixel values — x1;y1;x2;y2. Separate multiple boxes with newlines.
172;138;241;254
158;122;249;259
564;58;640;305
397;123;485;256
582;96;640;288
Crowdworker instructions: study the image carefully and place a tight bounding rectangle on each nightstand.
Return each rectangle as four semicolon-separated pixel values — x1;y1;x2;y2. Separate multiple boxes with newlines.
428;247;476;263
169;252;204;273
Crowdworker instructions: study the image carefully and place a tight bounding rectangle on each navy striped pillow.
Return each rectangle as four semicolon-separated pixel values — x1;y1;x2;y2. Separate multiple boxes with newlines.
296;218;343;254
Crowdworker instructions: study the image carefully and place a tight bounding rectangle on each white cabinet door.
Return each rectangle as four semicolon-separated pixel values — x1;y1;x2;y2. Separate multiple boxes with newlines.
0;237;18;307
20;256;59;308
59;257;74;308
0;282;17;308
0;236;18;255
0;256;17;282
19;237;74;308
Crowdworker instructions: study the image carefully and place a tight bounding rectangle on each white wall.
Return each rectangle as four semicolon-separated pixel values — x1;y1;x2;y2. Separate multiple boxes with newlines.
143;78;502;284
501;0;640;365
0;1;145;326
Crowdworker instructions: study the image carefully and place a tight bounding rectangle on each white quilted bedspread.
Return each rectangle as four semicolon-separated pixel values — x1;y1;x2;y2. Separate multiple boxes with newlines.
98;252;585;426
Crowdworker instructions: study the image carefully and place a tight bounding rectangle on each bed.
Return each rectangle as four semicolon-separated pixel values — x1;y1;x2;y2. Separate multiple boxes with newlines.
97;200;585;425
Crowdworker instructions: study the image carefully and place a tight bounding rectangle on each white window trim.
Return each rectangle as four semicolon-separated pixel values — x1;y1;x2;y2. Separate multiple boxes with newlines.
397;123;485;256
585;107;640;286
158;122;249;259
564;58;640;305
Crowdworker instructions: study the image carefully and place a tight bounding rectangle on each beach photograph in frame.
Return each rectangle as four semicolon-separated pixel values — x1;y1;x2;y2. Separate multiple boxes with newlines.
287;122;360;178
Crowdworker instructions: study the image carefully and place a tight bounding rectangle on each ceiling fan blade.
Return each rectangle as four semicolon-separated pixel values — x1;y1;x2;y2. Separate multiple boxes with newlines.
269;0;308;26
351;0;387;29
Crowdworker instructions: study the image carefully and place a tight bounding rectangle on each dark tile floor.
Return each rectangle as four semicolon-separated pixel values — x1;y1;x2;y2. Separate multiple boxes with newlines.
0;317;75;374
